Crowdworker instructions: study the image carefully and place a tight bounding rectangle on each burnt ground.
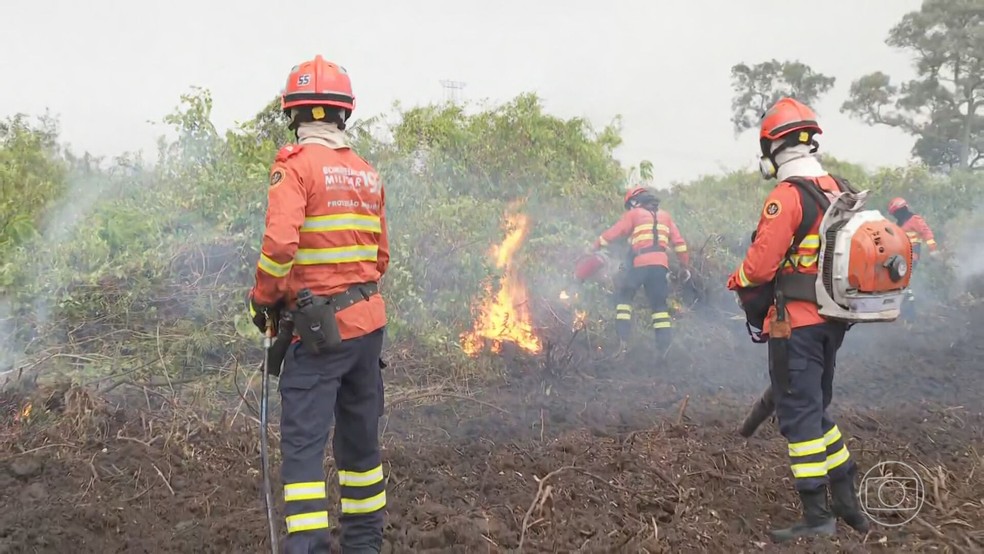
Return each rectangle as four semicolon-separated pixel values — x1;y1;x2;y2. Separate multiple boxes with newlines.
1;301;983;553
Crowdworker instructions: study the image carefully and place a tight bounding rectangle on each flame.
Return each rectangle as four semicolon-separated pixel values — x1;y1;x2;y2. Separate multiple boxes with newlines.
461;213;542;356
14;403;32;422
573;310;587;331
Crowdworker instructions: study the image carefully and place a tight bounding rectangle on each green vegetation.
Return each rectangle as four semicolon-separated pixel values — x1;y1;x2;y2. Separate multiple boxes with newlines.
1;1;981;385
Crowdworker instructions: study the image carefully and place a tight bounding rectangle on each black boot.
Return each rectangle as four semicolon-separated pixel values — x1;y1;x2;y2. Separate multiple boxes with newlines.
769;486;837;542
831;471;870;533
654;329;671;357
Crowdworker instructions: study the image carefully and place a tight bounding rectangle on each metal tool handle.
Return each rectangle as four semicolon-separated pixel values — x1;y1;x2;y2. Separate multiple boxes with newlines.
261;317;279;553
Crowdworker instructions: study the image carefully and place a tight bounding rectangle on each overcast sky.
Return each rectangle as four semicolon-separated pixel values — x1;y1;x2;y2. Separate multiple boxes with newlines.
1;0;922;185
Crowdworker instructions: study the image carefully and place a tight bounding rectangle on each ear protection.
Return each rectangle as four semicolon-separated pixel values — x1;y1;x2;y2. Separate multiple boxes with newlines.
758;131;819;180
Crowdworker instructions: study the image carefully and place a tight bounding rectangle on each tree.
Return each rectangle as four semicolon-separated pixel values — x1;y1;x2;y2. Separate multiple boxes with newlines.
729;60;836;134
841;0;984;171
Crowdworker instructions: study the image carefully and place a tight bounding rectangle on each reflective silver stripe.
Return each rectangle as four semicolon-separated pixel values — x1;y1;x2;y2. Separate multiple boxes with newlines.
258;253;293;277
340;491;386;514
285;511;330;533
294;245;378;265
284;481;326;502
338;466;384;487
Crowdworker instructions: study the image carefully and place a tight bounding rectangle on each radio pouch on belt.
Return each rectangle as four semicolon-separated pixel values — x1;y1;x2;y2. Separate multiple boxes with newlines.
768;291;792;394
292;283;380;356
293;288;344;355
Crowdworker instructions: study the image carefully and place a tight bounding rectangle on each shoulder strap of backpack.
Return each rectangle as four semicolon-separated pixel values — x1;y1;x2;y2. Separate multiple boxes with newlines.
781;176;829;250
830;174;858;194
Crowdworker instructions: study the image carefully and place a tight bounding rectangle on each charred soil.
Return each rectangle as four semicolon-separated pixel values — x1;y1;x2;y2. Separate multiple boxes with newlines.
1;304;983;553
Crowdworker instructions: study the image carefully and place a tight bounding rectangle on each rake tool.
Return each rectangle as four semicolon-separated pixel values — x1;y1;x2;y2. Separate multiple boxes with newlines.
260;316;279;554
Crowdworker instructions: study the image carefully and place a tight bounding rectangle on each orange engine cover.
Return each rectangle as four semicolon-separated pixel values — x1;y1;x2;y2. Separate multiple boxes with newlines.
846;221;913;292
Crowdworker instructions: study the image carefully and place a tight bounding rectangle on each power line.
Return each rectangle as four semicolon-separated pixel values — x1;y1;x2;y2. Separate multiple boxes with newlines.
439;79;466;104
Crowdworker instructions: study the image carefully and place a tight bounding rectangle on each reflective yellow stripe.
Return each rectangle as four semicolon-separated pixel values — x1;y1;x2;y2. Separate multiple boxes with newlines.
616;314;632;320
656;224;669;233
301;213;381;233
926;239;937;246
799;235;820;249
784;254;819;268
338;466;384;487
632;224;654;233
737;265;755;287
653;322;671;329
631;233;655;244
674;244;688;253
295;245;378;265
781;234;821;268
258;253;293;277
286;511;330;533
616;304;632;311
826;446;850;471
823;426;842;446
284;481;327;502
791;460;828;478
906;232;922;243
341;491;386;514
652;312;669;319
788;438;826;457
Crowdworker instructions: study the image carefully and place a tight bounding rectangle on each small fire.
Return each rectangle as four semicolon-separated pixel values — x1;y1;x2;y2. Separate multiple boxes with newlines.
573;310;587;331
14;403;32;422
461;213;542;356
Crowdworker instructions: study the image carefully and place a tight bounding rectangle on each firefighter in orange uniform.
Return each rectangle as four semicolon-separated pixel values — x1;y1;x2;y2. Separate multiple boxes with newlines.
592;187;690;351
888;197;938;317
727;98;868;541
248;55;389;553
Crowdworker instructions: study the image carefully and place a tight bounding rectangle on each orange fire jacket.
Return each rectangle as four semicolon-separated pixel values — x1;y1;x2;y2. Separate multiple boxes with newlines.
250;143;389;340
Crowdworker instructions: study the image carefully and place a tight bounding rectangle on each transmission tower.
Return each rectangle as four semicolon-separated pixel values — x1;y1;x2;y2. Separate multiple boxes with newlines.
440;79;466;103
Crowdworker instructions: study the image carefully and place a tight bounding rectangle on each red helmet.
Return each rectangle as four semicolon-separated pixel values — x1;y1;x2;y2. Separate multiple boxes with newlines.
760;97;822;142
281;55;355;114
759;97;823;157
624;186;658;210
624;186;647;206
888;197;908;214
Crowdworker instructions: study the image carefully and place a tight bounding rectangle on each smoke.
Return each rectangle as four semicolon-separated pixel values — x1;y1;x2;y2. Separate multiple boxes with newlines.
948;201;984;292
0;298;15;378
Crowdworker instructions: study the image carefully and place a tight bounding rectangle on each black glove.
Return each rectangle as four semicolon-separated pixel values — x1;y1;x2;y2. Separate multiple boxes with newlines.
247;291;283;334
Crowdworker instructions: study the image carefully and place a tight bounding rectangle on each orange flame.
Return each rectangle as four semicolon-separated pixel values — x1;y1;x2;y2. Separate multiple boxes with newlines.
573;310;587;331
14;403;32;422
461;213;542;356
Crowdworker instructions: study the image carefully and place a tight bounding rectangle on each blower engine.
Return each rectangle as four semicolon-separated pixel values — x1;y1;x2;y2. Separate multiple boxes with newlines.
813;189;913;322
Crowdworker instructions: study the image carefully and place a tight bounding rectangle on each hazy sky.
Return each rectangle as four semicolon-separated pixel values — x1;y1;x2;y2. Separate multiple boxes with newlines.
1;0;922;185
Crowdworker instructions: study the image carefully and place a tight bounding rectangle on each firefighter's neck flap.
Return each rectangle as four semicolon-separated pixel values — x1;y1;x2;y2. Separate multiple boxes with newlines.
773;144;825;181
296;120;350;150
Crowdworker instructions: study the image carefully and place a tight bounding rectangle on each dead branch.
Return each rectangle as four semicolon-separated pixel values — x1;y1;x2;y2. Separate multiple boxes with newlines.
676;395;690;426
518;464;669;551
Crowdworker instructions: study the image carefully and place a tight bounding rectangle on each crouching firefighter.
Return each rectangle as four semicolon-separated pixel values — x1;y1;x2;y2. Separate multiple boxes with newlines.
728;97;913;542
888;197;939;319
248;55;390;554
592;186;691;353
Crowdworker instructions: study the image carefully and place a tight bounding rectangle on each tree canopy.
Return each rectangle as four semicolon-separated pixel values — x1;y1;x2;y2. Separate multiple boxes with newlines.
729;60;836;134
841;0;984;171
